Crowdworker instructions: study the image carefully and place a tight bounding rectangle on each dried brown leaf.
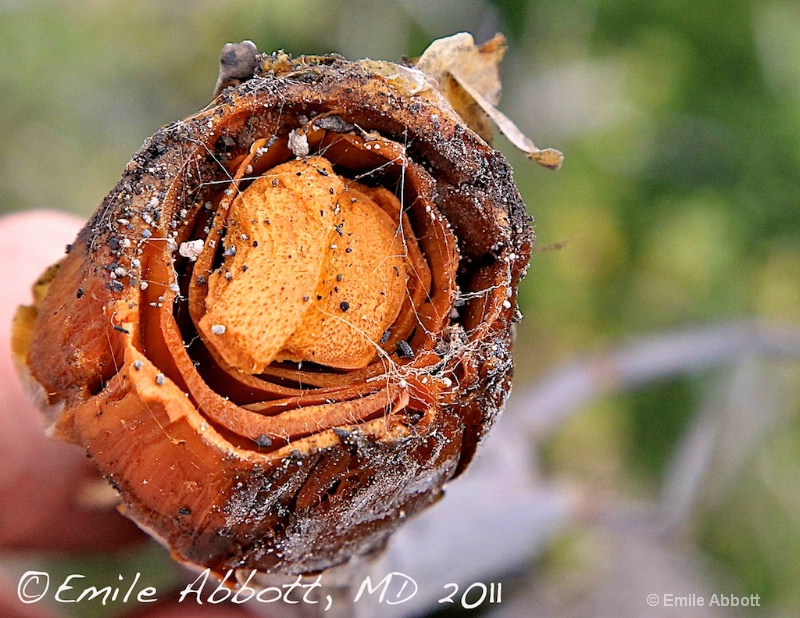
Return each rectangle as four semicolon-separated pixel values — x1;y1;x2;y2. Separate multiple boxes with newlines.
415;32;563;170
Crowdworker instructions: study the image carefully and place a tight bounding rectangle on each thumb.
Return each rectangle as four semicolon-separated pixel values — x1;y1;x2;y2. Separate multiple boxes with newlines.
0;210;143;551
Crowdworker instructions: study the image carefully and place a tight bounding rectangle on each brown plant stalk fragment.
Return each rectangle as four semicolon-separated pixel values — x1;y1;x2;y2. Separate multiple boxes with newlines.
12;34;552;576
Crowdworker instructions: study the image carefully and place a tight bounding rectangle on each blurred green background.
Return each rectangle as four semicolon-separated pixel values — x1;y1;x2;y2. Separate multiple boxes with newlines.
2;0;800;615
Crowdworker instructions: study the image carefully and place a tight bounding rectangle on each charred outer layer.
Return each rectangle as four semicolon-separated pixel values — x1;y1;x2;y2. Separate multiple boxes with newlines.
20;56;532;575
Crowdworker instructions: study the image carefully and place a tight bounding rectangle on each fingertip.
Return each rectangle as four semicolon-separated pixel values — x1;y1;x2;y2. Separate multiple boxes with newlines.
0;210;145;552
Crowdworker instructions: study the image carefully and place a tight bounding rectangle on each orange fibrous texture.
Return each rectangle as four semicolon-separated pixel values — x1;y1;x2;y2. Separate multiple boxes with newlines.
197;157;407;372
13;53;533;577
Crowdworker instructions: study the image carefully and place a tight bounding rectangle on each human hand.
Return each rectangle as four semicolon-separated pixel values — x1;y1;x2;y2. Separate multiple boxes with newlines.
0;210;251;618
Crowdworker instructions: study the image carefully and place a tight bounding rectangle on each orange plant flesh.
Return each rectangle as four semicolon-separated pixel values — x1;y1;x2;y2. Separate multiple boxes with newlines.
13;54;533;576
197;156;408;373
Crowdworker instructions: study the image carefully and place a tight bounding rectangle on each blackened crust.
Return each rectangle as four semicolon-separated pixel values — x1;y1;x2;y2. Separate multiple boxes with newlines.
21;55;532;575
